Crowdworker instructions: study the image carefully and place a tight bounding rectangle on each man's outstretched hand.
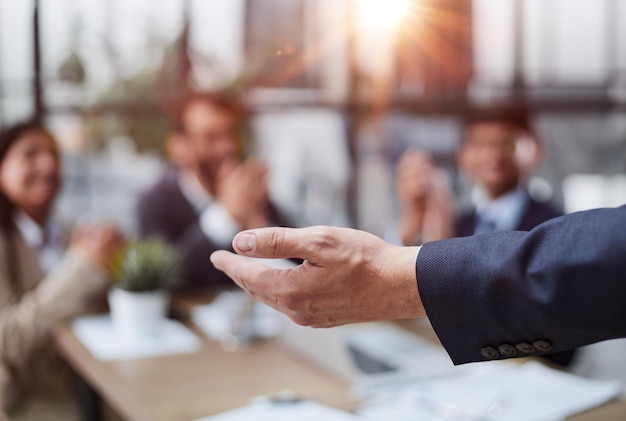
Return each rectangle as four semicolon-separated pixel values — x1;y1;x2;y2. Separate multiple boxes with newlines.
210;226;425;328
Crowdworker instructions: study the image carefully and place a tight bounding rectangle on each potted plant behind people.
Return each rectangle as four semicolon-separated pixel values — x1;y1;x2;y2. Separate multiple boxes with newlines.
109;239;181;340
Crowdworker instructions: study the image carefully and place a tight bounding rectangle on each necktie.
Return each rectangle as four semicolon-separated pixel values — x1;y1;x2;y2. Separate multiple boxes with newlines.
474;213;497;234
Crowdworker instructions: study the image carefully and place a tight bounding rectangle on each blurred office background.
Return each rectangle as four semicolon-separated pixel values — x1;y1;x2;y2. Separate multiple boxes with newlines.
1;0;625;393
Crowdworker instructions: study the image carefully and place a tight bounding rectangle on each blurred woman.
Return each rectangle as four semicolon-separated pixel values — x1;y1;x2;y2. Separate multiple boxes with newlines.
0;121;124;420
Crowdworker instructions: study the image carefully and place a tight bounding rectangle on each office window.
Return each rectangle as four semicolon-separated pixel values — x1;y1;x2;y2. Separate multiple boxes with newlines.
394;0;473;101
0;0;35;125
244;0;319;88
473;0;626;88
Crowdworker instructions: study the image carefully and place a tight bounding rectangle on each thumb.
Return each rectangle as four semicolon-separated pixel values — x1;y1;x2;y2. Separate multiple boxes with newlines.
232;226;326;260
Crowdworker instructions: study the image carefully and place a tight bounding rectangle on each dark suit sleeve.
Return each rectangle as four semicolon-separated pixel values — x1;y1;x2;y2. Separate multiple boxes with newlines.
416;205;626;365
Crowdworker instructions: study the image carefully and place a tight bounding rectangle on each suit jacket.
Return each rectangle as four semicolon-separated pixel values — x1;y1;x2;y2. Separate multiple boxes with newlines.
454;194;574;365
0;225;106;414
455;194;562;237
416;205;626;365
136;170;291;290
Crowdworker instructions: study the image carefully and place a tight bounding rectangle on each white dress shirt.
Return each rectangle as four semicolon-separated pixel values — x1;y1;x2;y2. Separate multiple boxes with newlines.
472;186;528;234
177;171;241;247
14;211;67;274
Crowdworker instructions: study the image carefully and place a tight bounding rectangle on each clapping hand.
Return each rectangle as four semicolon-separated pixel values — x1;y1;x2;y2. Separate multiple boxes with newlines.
215;159;270;230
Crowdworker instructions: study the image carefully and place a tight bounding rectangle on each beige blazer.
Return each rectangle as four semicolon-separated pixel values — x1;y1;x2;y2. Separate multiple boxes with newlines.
0;226;107;417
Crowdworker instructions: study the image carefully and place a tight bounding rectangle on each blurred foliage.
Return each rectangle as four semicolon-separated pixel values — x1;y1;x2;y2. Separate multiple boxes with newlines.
58;51;86;85
84;67;173;154
111;239;181;292
84;26;189;155
81;21;256;156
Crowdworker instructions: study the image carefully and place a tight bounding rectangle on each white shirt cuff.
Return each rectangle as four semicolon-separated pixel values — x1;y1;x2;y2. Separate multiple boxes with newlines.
414;245;422;266
199;202;241;247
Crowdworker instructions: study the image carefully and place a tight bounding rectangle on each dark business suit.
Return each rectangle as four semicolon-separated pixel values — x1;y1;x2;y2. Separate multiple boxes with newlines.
416;205;626;365
454;193;576;365
137;170;290;290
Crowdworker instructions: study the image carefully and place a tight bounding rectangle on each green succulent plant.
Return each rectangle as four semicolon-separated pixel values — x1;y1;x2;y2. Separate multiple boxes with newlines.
112;239;181;292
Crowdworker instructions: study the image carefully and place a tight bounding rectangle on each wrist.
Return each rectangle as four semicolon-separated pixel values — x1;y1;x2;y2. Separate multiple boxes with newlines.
389;244;425;319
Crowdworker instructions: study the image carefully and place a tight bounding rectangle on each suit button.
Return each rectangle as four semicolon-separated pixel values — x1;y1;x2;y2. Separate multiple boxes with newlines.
498;344;517;357
481;346;500;360
533;340;553;352
515;342;535;354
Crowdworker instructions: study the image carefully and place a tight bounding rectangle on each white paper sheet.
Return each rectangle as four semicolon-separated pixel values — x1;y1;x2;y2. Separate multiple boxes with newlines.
191;258;296;343
72;314;202;361
358;361;621;421
192;291;284;343
194;399;366;421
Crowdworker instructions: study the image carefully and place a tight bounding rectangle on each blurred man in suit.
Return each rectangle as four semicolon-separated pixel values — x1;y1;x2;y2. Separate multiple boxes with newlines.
397;107;560;245
396;107;574;365
137;92;288;290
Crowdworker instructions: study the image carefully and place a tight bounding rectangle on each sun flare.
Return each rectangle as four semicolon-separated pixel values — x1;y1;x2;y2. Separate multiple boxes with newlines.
358;0;411;28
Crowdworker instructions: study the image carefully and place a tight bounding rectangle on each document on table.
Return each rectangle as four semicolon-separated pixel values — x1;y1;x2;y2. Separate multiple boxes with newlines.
72;314;202;361
194;400;367;421
358;361;621;421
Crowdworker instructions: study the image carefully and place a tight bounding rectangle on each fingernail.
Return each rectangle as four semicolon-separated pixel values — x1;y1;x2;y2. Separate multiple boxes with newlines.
235;233;256;252
209;252;221;269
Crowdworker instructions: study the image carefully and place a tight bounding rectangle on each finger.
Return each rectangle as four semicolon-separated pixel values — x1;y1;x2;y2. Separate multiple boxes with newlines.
398;159;429;181
217;158;239;182
231;226;332;260
210;250;287;298
243;166;269;188
248;184;268;203
244;158;268;172
71;225;87;241
243;172;267;192
105;232;126;250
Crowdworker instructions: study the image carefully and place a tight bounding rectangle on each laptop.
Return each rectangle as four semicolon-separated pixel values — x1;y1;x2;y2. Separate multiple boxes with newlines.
280;320;464;390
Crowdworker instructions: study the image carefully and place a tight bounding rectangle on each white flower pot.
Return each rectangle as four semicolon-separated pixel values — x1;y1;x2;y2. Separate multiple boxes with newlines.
108;288;169;341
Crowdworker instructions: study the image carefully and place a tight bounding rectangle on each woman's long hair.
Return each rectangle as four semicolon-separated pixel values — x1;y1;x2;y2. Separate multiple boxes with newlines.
0;121;51;291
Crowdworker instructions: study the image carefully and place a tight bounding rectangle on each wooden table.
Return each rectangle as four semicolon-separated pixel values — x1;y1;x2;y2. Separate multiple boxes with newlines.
54;321;353;421
54;315;626;421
